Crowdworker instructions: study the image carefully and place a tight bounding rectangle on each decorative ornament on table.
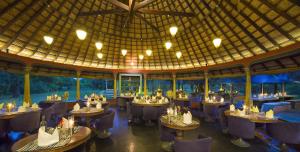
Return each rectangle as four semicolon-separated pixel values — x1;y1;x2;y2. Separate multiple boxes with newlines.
266;109;274;119
73;103;80;111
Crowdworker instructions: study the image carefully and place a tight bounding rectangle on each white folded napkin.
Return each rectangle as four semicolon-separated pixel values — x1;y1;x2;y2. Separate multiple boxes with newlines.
62;117;69;129
164;98;169;103
84;95;88;99
183;111;192;124
73;103;80;111
57;96;62;101
37;127;59;147
23;102;30;108
230;104;235;112
96;102;102;109
220;97;224;103
0;103;3;109
103;97;107;102
266;110;274;119
32;103;39;109
18;106;26;112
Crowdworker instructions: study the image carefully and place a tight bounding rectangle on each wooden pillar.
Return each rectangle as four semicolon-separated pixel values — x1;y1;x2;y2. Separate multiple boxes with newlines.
172;73;176;98
23;65;32;105
144;73;147;96
244;67;252;107
76;71;81;100
204;71;209;100
113;73;117;98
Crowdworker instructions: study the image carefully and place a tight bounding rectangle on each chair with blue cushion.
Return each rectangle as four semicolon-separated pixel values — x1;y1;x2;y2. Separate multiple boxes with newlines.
174;135;212;152
228;116;255;147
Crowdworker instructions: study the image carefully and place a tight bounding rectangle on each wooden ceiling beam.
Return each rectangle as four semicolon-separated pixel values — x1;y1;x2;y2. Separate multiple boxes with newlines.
218;1;268;53
135;13;159;33
2;0;53;50
261;0;299;26
291;56;300;66
138;8;195;17
240;0;294;41
288;0;300;7
107;0;129;11
0;0;22;17
134;0;155;10
78;9;127;16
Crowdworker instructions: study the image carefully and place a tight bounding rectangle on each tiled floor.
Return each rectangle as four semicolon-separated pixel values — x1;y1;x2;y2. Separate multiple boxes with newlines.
1;107;273;152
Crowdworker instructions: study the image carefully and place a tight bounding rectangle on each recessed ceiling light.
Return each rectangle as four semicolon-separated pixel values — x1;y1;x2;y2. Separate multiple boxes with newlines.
95;42;103;50
76;29;87;40
97;52;103;59
43;35;54;45
176;51;182;59
139;54;144;60
146;49;152;56
213;38;222;48
121;49;127;56
165;41;172;50
169;26;178;36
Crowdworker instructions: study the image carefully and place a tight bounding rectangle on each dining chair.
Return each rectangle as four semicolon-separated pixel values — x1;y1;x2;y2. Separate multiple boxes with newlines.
92;110;115;139
267;122;300;150
217;104;230;133
228;116;255;147
158;120;176;152
117;97;127;110
9;111;41;134
174;135;212;152
143;106;158;126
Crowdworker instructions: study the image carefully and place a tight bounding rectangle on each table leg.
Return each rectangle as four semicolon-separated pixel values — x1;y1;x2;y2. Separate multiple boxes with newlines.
175;130;184;139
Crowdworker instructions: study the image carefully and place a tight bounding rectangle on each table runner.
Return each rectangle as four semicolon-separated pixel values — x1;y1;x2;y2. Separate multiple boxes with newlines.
17;127;81;152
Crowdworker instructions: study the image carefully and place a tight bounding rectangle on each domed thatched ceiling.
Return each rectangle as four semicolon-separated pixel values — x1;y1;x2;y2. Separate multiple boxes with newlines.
0;0;299;70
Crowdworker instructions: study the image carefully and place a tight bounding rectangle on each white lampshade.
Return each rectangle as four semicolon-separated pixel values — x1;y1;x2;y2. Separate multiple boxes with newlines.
76;29;87;40
213;38;222;48
165;41;172;50
97;52;103;59
43;35;53;45
176;51;182;59
169;26;178;36
146;49;152;56
139;54;144;60
95;42;103;50
121;49;127;56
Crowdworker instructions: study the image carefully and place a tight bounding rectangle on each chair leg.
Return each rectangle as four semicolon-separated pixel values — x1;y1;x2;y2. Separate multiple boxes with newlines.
161;141;174;152
231;138;250;147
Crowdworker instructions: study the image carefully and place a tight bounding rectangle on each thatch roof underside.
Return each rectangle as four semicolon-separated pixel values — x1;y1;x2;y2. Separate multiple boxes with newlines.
0;0;299;70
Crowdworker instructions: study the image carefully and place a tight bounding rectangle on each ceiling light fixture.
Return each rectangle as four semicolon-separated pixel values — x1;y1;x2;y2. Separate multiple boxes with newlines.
176;51;182;59
139;54;144;60
121;49;127;56
97;52;103;59
165;41;172;50
95;42;103;50
213;38;222;48
76;29;87;40
169;26;178;36
43;35;53;45
146;49;152;56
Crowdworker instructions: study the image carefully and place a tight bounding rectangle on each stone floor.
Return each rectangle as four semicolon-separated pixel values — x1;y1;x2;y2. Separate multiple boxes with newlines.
1;107;277;152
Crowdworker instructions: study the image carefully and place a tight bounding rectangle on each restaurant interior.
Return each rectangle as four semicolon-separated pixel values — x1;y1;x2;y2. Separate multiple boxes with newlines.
0;0;300;152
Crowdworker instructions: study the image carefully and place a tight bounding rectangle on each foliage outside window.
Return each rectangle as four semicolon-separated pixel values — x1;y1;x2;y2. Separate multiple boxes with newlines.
0;71;24;105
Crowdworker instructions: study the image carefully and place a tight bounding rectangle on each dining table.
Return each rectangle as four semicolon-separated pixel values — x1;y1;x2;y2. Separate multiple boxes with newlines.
71;108;104;127
11;127;91;152
224;110;280;123
160;114;200;139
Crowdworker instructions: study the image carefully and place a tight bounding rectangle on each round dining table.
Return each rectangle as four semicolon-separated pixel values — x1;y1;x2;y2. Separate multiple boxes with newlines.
224;110;281;123
71;108;104;127
11;127;91;152
0;108;41;120
160;115;200;139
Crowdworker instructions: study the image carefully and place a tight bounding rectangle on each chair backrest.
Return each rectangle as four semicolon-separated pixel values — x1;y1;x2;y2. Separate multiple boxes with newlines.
228;116;255;139
9;111;41;133
174;136;212;152
143;106;158;120
158;120;175;142
267;122;300;144
52;102;68;116
95;110;115;131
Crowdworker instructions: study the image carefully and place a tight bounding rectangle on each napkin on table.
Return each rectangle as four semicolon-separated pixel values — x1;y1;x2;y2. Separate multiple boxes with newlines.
230;104;235;112
183;111;192;124
37;127;59;147
73;103;80;111
266;109;274;119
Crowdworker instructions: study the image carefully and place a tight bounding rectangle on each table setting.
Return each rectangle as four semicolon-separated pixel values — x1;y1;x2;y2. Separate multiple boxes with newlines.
0;102;40;120
132;96;169;106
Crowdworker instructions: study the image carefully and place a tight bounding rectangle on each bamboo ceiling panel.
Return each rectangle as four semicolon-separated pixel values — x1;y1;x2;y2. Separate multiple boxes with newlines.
0;0;299;70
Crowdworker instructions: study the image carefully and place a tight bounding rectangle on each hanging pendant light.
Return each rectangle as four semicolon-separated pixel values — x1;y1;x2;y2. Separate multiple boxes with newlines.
213;38;222;48
43;35;54;45
139;54;144;60
146;49;152;56
76;29;87;40
121;49;127;56
176;51;182;59
165;41;172;50
169;26;178;36
95;42;103;50
97;52;103;59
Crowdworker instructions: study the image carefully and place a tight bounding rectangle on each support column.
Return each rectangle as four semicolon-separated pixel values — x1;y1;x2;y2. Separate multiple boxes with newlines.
76;71;81;100
144;73;147;96
204;71;209;100
244;67;252;107
172;73;176;99
23;65;32;105
113;73;117;98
